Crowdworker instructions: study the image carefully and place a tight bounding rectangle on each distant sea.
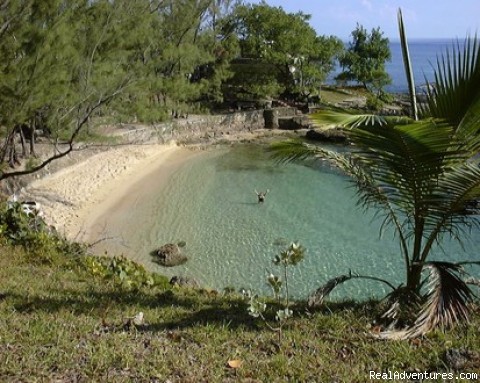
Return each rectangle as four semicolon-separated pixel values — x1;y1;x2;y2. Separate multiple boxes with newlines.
329;38;464;94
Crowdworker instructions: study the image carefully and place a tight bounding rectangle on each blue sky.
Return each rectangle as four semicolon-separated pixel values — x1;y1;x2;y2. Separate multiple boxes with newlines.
249;0;480;40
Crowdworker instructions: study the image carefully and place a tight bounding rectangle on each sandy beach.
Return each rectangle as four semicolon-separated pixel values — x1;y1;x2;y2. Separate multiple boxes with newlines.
18;142;201;242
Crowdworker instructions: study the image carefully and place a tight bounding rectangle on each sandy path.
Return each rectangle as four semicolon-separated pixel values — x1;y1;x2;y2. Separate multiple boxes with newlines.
18;142;197;241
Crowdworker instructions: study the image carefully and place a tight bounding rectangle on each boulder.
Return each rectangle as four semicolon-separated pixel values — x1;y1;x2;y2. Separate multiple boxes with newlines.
169;275;199;288
305;128;347;143
153;243;187;267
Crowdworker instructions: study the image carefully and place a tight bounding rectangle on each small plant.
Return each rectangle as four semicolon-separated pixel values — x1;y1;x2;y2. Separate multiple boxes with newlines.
0;201;43;243
366;93;384;111
83;255;169;290
247;242;305;348
0;201;65;263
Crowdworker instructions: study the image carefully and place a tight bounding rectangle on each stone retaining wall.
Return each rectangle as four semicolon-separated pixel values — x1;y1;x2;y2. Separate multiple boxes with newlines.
1;109;303;195
171;110;265;135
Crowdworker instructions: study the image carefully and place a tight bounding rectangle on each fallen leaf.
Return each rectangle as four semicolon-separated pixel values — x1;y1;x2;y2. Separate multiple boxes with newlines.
227;359;243;369
132;312;144;326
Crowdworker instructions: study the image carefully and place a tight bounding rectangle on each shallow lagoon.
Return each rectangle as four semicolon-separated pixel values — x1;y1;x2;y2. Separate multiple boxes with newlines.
99;144;480;299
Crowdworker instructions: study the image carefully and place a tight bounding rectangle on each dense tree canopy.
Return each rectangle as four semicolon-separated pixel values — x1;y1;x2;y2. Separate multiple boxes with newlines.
226;2;343;101
0;1;365;179
0;0;240;179
337;23;391;93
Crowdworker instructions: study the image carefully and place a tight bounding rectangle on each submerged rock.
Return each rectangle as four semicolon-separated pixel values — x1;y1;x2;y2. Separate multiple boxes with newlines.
153;243;187;267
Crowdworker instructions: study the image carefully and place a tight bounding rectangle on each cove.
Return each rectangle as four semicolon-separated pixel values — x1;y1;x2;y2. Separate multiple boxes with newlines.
90;144;480;300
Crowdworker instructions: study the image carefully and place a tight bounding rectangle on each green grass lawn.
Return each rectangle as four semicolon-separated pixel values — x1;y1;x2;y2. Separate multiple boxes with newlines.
0;243;479;382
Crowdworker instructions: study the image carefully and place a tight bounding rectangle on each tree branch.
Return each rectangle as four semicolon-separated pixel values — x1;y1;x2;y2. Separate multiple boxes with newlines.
0;79;132;182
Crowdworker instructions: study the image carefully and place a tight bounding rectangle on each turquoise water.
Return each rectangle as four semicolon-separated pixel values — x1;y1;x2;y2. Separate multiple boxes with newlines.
105;145;479;300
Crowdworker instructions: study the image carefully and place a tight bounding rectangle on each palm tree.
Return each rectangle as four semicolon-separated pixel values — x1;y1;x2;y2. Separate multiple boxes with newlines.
270;10;480;336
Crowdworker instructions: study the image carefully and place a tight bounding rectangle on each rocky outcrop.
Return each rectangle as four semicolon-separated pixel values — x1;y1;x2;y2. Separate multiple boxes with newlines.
169;275;199;288
153;243;187;267
305;128;347;143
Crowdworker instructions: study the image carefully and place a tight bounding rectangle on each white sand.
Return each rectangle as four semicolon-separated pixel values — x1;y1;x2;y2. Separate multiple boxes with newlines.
18;142;198;241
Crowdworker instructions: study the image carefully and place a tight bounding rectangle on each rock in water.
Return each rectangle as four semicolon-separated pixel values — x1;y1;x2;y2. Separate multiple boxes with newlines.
169;275;199;288
153;243;188;267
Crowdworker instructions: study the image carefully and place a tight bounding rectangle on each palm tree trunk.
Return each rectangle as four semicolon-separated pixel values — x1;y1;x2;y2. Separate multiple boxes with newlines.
407;263;423;293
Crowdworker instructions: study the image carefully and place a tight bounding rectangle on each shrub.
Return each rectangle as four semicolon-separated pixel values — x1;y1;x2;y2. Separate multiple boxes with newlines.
0;201;86;264
366;94;384;111
83;255;170;291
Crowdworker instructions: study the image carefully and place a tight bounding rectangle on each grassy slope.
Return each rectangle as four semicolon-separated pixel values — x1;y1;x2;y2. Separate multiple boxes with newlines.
319;86;369;105
1;244;479;382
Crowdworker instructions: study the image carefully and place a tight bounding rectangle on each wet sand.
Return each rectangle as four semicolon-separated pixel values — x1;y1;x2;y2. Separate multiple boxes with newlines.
19;142;202;242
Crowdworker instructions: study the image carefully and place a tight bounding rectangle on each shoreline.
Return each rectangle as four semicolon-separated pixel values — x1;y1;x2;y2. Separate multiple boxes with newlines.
82;146;205;246
17;128;292;243
19;142;200;241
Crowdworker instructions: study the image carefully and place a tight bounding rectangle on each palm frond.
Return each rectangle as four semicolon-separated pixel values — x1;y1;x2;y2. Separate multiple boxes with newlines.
268;140;319;164
268;140;354;171
348;121;462;208
308;272;396;308
309;110;411;130
398;8;418;120
410;262;473;335
455;95;480;154
419;165;480;262
422;35;480;128
375;262;473;339
308;273;354;308
379;286;421;330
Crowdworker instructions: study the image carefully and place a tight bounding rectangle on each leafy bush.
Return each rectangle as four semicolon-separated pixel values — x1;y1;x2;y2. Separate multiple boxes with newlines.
366;94;384;111
379;91;394;104
83;255;170;290
0;201;86;264
0;201;43;241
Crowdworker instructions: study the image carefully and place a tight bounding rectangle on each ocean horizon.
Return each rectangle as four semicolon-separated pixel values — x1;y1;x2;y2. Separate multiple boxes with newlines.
329;38;464;94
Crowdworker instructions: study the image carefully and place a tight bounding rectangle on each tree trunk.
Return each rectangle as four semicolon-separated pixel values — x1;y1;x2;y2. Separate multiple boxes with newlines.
0;129;13;163
7;131;20;168
29;119;36;157
17;125;28;157
406;263;424;294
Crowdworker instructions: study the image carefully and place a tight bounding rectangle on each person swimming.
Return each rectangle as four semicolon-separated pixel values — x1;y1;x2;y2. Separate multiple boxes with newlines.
255;189;269;203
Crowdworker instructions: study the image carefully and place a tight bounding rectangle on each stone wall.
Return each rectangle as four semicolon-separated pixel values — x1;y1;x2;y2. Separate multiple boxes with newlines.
172;110;265;135
147;110;267;144
1;108;302;195
112;108;307;144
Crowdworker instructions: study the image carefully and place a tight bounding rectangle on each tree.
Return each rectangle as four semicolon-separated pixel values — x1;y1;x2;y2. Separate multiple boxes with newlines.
112;0;239;118
0;0;136;182
337;24;391;94
227;2;343;101
0;0;78;163
0;0;240;181
271;14;480;337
